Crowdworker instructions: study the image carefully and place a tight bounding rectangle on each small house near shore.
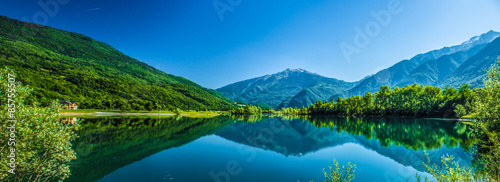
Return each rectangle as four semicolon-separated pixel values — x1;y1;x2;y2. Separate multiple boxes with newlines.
59;100;78;110
60;117;77;124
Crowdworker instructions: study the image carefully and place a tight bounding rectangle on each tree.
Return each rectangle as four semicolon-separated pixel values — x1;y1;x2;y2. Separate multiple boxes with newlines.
0;68;79;181
375;85;391;114
472;57;500;180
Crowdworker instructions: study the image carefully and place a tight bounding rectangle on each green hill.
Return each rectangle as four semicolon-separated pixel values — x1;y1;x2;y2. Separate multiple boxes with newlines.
0;15;234;110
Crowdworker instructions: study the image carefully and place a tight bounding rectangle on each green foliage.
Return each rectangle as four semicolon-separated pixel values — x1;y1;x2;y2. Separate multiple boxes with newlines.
410;154;489;182
307;83;474;117
306;159;356;182
307;117;473;150
255;102;273;109
322;159;356;182
264;106;309;115
408;58;500;182
0;69;78;181
174;108;184;114
231;105;263;114
231;114;263;123
471;57;500;181
454;104;467;117
0;16;234;111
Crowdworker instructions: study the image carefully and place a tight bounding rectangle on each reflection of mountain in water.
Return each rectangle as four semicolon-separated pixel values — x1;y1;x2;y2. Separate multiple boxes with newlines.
67;116;233;182
216;117;474;172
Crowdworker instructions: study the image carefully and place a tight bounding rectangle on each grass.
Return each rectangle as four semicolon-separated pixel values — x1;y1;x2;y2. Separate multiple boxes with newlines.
60;109;175;113
461;114;473;119
59;109;221;118
180;111;221;118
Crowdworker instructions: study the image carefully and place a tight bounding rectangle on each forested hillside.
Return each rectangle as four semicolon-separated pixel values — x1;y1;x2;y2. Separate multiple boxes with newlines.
437;36;500;88
220;31;500;107
396;43;488;87
340;30;500;98
0;15;234;110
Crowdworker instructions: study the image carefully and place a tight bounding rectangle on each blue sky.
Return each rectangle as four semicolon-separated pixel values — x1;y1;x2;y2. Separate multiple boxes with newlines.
1;0;500;88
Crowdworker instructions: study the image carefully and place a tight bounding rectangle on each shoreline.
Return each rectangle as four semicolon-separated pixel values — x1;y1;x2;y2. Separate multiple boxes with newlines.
59;110;222;118
60;112;176;116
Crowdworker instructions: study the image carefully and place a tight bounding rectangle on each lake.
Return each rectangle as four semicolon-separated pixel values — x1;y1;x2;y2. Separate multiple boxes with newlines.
64;115;474;182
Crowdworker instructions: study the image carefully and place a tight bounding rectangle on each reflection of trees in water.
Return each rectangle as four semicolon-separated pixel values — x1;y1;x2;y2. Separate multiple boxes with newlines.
232;114;263;123
67;115;474;181
67;116;233;182
305;117;474;151
217;116;474;173
229;115;474;151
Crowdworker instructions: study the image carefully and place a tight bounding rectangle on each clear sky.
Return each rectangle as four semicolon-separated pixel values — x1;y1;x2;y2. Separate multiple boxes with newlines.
1;0;500;88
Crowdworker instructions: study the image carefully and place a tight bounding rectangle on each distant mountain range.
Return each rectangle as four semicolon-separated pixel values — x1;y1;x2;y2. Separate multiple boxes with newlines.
216;68;358;109
436;34;500;88
218;30;500;108
346;30;500;97
2;14;498;110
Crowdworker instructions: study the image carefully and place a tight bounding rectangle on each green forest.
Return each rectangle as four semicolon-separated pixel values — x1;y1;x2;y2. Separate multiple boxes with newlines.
0;16;234;111
306;83;474;117
247;82;474;118
238;79;479;118
233;82;473;118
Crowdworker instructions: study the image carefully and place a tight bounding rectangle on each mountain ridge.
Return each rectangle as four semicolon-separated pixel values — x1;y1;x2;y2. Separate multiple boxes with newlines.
395;43;489;87
437;35;500;88
344;30;500;97
217;68;357;108
219;30;500;108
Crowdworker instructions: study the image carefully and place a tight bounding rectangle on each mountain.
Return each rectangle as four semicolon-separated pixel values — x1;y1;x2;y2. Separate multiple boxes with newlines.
342;30;500;97
437;35;500;88
0;15;234;110
218;29;500;108
216;68;357;108
396;43;488;87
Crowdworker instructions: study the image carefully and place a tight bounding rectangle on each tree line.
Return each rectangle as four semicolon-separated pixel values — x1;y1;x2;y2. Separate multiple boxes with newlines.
237;83;475;118
307;83;474;117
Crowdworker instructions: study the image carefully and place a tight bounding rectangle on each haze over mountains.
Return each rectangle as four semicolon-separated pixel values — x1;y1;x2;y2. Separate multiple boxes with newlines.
218;30;500;109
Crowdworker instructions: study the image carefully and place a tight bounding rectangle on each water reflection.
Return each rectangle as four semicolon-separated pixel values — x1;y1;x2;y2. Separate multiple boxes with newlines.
217;116;474;173
66;115;474;182
66;116;233;182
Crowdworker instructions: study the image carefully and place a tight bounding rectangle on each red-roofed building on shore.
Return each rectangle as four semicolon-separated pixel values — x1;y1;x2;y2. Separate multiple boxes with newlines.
59;100;78;110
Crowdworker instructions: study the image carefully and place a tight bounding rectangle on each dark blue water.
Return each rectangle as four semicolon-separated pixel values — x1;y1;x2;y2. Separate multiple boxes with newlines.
65;116;473;182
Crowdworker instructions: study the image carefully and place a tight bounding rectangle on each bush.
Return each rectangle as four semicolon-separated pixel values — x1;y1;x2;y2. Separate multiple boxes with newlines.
0;68;79;181
454;104;467;117
471;58;500;180
412;154;487;182
306;159;356;182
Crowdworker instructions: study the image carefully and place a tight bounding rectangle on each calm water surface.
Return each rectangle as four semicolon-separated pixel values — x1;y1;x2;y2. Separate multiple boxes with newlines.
64;115;474;182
